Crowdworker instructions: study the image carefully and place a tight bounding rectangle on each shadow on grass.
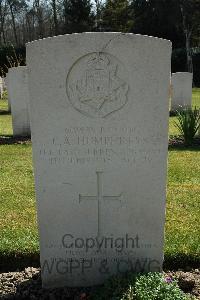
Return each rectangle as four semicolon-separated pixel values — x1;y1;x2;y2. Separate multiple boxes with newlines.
0;110;10;115
169;144;200;151
163;253;200;270
0;252;40;272
0;253;199;299
0;135;31;145
0;251;199;273
169;136;200;151
169;110;179;117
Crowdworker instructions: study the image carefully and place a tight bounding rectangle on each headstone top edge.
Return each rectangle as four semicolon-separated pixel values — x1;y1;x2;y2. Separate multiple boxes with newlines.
172;72;193;75
26;32;171;48
8;66;27;73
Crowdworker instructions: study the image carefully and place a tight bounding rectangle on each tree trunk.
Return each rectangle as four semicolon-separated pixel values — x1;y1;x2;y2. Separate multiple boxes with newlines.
0;0;7;45
51;0;58;35
34;0;44;38
95;0;102;31
185;29;193;73
8;1;18;45
0;1;3;44
180;4;193;74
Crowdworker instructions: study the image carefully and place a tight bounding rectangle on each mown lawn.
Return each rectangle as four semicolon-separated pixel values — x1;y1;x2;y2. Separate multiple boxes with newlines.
0;93;12;136
0;144;38;254
166;149;200;265
0;90;200;269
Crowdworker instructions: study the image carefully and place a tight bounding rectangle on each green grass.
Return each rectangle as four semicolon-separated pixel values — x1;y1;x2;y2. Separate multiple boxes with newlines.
165;149;200;265
0;96;13;136
192;88;200;108
0;98;8;111
0;90;200;270
0;144;38;256
0;114;12;136
169;88;200;136
169;116;179;136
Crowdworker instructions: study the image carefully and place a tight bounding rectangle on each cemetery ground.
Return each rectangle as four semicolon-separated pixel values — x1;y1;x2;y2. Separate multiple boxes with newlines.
0;91;200;299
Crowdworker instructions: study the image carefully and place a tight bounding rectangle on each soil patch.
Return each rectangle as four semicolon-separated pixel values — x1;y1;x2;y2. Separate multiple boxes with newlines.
0;268;199;299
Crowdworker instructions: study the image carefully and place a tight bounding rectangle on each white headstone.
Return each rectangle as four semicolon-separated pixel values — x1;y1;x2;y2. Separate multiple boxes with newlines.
2;77;6;90
7;67;30;136
26;33;171;288
4;76;8;88
4;76;11;112
0;77;3;98
171;72;193;111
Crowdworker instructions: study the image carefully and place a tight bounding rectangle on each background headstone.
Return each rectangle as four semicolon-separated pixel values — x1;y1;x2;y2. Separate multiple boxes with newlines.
0;76;4;98
171;72;193;111
27;32;171;288
7;66;31;136
2;77;6;90
4;76;11;112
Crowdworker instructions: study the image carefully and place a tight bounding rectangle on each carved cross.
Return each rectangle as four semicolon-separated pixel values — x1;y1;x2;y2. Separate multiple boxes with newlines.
79;171;122;236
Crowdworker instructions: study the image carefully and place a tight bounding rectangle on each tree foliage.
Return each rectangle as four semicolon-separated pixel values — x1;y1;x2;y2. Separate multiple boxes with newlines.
0;0;198;49
102;0;132;32
63;0;94;33
130;0;183;48
0;0;199;84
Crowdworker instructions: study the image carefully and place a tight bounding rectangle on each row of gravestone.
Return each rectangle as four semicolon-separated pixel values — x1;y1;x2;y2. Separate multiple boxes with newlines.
170;72;193;111
5;68;193;138
4;67;30;136
2;33;192;288
0;76;6;99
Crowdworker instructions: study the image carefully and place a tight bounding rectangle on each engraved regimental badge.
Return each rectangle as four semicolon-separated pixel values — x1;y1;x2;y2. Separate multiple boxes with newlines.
66;52;129;118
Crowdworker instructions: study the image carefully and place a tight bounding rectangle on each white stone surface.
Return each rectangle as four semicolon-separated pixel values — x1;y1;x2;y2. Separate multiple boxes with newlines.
4;76;8;89
7;67;30;136
2;77;6;90
26;32;171;288
0;77;4;98
171;72;193;110
4;76;11;112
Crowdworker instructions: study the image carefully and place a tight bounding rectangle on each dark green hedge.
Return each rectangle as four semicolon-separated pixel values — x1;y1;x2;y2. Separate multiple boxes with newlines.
172;48;200;87
193;53;200;87
171;48;187;73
